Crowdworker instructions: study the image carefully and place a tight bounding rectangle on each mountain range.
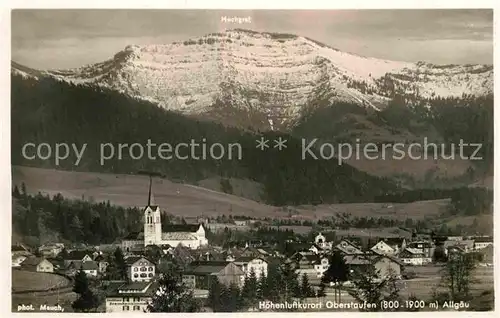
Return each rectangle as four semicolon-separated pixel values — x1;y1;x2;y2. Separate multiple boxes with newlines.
12;29;493;130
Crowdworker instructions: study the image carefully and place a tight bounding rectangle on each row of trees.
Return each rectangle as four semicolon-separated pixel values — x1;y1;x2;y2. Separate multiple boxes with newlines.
12;184;142;245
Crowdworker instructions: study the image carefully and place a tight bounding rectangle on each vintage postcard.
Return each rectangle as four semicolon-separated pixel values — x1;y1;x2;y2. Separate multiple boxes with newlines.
8;6;494;313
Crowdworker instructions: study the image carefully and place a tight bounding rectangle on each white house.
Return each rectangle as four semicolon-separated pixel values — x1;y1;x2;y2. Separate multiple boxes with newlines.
81;261;99;277
313;256;330;278
314;233;333;250
12;255;27;267
233;257;268;279
21;257;54;272
126;257;156;282
399;248;430;266
335;240;363;255
105;282;156;313
473;237;493;250
371;240;396;256
38;243;65;258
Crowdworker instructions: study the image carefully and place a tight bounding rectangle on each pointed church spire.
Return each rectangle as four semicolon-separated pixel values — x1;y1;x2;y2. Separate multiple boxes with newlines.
147;176;152;206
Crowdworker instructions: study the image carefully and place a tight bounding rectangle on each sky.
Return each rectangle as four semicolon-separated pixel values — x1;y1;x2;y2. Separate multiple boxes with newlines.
11;9;493;69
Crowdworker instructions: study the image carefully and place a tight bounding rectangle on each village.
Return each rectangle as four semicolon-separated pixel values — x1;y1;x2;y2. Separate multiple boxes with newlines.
11;182;494;312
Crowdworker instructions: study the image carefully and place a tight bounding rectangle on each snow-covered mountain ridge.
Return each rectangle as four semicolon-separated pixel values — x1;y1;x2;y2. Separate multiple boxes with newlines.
12;29;493;123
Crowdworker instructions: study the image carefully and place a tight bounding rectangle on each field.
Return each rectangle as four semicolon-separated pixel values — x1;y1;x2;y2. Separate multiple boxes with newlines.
12;270;71;292
12;166;280;218
11;270;76;312
13;166;487;227
400;265;494;300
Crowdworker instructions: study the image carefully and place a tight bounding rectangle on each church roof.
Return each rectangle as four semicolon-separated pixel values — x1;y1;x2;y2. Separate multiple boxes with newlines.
161;232;197;240
163;224;200;233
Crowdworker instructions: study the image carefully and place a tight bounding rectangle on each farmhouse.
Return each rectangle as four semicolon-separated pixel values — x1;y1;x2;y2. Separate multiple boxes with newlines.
443;240;475;255
182;261;245;289
345;254;402;278
335;239;364;255
81;261;99;277
38;243;65;258
383;238;407;254
370;240;396;256
64;250;94;266
12;254;27;267
21;257;54;273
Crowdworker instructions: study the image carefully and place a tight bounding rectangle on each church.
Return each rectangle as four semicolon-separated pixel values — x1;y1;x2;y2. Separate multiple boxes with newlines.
121;178;209;252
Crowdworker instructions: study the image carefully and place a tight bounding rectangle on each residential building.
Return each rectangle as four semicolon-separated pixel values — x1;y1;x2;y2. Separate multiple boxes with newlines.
105;281;157;313
81;261;99;277
399;248;430;266
94;254;109;274
313;256;330;279
126;257;156;282
383;238;407;254
12;254;27;267
21;257;54;272
182;261;245;289
370;240;396;256
335;239;364;255
38;243;65;258
64;250;94;266
345;254;402;279
233;256;268;279
473;237;493;250
443;240;474;255
406;241;435;259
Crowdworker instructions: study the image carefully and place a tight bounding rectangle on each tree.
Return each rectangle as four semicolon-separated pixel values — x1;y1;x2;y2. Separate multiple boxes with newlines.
57;248;69;260
69;215;84;242
433;245;448;263
220;283;242;312
147;273;201;312
21;182;27;197
280;262;300;300
13;185;21;198
72;270;99;312
207;277;224;312
145;245;163;264
300;273;315;299
264;263;282;301
322;251;349;302
257;272;267;300
113;247;128;280
317;281;327;299
241;269;258;308
440;252;477;301
349;263;398;312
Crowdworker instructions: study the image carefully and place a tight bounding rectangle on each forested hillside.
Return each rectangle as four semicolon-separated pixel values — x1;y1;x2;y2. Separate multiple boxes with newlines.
11;75;396;205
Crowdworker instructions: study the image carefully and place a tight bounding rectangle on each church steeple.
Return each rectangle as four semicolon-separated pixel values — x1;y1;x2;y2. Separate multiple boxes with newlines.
144;175;161;246
147;176;154;207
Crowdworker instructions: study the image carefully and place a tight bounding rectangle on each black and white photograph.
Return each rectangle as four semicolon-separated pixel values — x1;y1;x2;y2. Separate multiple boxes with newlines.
8;7;494;313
